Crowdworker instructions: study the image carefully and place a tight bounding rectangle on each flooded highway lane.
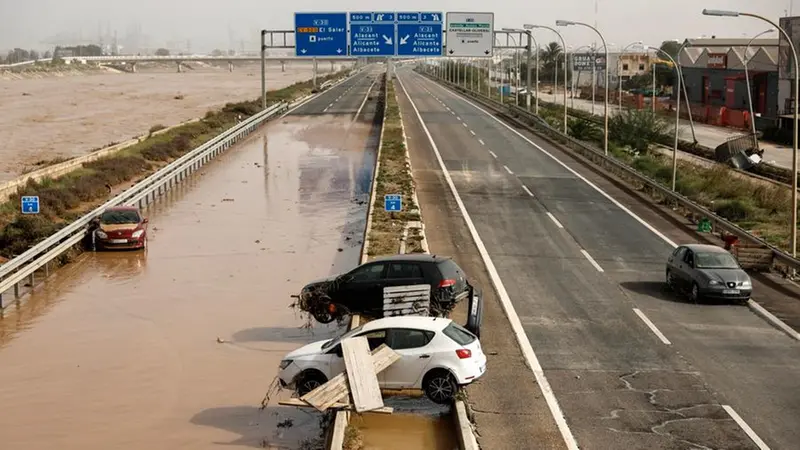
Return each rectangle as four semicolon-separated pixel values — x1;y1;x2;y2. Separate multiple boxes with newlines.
0;88;379;448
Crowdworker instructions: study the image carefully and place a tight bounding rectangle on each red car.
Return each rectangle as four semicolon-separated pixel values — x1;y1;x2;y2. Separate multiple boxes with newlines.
94;206;149;250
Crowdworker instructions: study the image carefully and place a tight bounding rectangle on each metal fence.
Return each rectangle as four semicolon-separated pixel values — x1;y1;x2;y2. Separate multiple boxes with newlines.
0;100;291;308
420;70;800;275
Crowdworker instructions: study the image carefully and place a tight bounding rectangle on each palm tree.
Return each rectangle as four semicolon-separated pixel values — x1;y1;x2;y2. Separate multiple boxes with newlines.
539;42;563;83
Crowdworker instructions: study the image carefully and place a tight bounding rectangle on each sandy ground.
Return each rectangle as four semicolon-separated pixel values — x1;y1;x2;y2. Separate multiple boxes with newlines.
0;112;377;449
0;61;347;183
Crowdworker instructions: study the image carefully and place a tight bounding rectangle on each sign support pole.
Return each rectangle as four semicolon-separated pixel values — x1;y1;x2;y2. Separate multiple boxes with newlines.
261;30;267;110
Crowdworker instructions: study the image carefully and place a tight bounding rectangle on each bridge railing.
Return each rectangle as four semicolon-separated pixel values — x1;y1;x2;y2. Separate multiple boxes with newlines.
0;101;290;307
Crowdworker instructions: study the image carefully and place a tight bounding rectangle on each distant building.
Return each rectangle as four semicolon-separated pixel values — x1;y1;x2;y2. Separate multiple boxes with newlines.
677;37;779;129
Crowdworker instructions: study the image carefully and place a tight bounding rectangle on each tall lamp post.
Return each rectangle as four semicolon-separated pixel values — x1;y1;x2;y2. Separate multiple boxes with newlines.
744;29;775;138
646;46;683;191
525;24;569;133
618;41;644;112
503;28;538;112
703;8;798;260
557;19;610;155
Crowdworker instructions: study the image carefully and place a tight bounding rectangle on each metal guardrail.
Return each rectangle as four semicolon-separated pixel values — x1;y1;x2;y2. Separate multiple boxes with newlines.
422;72;800;274
0;101;290;307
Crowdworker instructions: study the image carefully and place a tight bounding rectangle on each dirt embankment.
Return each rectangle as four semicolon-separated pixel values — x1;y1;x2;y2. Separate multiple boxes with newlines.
0;61;342;182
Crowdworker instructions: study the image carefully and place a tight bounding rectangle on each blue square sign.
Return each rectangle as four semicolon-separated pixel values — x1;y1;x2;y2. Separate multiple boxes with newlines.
397;23;443;56
384;194;402;212
350;22;397;56
294;12;348;57
21;195;40;214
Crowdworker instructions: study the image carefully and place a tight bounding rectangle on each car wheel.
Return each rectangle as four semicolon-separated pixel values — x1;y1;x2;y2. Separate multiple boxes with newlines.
423;369;458;404
665;270;676;291
311;307;335;324
689;282;701;303
296;371;327;396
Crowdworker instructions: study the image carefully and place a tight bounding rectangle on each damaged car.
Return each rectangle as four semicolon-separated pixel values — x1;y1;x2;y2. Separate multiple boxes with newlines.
293;254;482;335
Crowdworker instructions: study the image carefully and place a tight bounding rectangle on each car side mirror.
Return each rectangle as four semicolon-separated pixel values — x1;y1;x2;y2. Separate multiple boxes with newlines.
142;218;149;224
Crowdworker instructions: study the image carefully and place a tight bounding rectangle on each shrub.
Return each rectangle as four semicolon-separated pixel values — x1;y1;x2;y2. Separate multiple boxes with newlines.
713;199;759;222
609;109;670;153
568;117;599;142
149;124;166;134
0;215;60;258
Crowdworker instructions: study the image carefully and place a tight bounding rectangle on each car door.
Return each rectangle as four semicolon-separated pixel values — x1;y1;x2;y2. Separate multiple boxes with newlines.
677;249;696;290
381;328;435;389
667;246;686;285
336;263;387;315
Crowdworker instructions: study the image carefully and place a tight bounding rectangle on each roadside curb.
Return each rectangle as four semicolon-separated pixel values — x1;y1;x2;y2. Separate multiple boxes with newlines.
359;71;387;266
747;299;800;341
455;400;480;450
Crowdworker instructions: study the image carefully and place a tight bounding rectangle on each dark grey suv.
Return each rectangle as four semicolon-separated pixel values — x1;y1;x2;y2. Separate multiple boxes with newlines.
666;244;752;303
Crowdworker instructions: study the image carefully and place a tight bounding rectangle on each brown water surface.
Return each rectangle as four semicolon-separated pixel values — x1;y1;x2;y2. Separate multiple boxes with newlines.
0;113;377;449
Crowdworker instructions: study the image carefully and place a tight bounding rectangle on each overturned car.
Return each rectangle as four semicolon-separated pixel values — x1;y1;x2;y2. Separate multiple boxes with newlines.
293;254;483;336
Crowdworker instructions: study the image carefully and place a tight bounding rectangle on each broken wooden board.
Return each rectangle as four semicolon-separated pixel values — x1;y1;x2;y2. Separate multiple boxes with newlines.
341;337;384;412
383;284;430;316
300;344;400;412
278;398;394;414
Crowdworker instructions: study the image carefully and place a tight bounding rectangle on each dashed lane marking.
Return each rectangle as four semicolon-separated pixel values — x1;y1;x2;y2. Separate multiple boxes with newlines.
546;212;564;228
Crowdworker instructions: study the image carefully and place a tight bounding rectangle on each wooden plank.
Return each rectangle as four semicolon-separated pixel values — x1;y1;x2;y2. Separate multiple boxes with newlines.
384;291;430;299
383;299;430;307
384;308;429;317
341;337;384;413
383;284;431;294
329;411;349;450
301;344;400;412
278;399;394;414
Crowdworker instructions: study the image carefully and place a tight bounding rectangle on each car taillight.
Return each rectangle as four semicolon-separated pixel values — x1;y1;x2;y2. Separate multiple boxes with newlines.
456;349;472;359
439;279;456;288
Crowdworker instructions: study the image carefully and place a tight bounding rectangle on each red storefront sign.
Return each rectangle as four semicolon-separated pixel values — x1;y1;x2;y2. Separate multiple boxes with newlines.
707;53;727;69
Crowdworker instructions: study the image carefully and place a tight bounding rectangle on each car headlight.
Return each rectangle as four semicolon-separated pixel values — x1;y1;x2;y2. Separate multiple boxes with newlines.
132;230;144;239
741;280;752;288
279;360;293;370
708;280;720;286
96;231;108;239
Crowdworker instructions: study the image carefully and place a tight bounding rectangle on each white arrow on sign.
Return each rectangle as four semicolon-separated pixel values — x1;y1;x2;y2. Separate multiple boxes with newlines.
382;35;393;45
337;48;342;54
301;49;307;54
400;35;409;45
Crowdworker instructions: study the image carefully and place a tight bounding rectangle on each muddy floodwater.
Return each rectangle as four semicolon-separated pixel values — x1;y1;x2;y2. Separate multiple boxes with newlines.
0;113;377;449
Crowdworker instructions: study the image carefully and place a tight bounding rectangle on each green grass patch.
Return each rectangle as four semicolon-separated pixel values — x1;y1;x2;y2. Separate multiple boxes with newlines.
366;75;424;258
0;69;350;259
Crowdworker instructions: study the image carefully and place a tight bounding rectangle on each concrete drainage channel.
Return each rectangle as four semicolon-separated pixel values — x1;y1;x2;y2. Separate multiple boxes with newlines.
322;69;479;450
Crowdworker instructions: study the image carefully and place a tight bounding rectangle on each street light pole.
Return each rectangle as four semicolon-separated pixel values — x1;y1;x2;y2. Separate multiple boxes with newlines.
703;8;799;260
557;19;610;155
744;29;775;138
503;28;538;112
260;30;267;110
525;24;569;133
648;47;683;191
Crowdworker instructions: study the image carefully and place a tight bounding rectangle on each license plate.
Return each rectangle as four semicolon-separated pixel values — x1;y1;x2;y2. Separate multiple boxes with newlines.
109;239;128;244
723;289;740;295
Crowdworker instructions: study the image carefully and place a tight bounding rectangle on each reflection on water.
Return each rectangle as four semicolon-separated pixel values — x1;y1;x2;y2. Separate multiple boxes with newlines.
0;113;378;450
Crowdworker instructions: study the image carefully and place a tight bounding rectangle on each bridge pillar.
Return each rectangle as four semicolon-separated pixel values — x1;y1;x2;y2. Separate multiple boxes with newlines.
330;61;335;72
228;61;233;72
176;61;183;73
281;60;286;72
130;62;137;73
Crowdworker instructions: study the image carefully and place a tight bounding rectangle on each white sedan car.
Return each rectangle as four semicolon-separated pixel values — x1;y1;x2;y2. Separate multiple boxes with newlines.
278;316;487;404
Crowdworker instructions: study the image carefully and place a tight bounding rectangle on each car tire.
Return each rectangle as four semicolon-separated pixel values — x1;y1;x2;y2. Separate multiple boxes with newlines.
423;369;458;404
296;370;327;396
689;282;701;303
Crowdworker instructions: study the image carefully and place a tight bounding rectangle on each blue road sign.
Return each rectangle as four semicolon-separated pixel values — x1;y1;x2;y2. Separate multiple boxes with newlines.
372;12;396;23
384;194;402;212
21;195;39;214
397;12;420;22
350;22;396;56
397;23;443;56
294;12;348;57
420;12;443;23
349;12;372;22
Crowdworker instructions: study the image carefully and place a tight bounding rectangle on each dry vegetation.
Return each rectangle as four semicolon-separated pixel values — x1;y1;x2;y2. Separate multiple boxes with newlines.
366;75;425;258
0;70;349;259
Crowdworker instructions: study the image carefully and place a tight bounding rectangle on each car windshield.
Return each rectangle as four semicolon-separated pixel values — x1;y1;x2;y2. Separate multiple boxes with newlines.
321;324;365;350
100;210;140;224
695;252;739;269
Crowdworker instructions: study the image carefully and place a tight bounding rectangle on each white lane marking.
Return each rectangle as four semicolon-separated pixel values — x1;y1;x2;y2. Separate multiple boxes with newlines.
456;116;461;121
323;107;329;112
522;185;535;197
580;249;604;272
633;308;672;345
451;111;456;115
489;150;498;158
328;103;334;108
469;130;476;136
396;73;580;450
722;405;771;450
478;139;485;146
503;165;514;175
353;78;377;122
546;212;564;228
462;122;468;128
417;73;678;248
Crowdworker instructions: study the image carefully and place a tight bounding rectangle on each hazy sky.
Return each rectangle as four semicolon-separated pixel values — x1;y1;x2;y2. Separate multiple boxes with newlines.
0;0;791;52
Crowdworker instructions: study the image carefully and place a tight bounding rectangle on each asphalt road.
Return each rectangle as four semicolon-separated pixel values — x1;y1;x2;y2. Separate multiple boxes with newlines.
396;66;800;450
290;68;379;118
0;69;381;450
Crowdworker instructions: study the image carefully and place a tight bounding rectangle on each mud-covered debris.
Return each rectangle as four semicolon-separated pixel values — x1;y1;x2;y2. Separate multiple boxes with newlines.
216;337;226;343
277;418;294;429
345;236;352;241
221;198;235;202
22;92;31;96
337;248;343;252
255;239;261;244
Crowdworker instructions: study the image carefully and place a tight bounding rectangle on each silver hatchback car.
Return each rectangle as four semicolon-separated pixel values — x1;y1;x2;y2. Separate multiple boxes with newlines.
666;244;752;304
